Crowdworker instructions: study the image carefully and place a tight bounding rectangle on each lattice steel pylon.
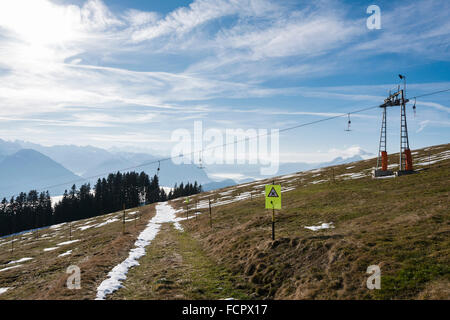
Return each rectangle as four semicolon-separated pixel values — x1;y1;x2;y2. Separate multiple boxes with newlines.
398;89;413;173
399;90;409;170
373;82;414;178
376;106;387;170
373;89;401;177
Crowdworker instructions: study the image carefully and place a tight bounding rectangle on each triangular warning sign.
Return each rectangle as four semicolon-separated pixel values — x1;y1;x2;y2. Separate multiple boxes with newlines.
267;187;279;197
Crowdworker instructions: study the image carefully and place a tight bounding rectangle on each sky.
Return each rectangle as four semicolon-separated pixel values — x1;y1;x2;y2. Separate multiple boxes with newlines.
0;0;449;166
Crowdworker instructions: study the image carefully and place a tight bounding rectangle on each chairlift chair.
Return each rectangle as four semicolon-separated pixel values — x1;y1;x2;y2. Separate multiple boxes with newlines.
345;113;352;131
197;151;205;169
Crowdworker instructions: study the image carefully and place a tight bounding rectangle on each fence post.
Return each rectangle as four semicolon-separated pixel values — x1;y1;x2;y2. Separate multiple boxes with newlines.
209;197;212;228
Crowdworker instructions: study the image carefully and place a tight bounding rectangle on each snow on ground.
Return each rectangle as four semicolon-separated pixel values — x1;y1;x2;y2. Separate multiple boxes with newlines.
337;172;367;180
50;223;67;230
310;179;328;185
96;202;183;300
95;218;119;228
0;264;23;272
304;222;334;231
7;257;33;265
0;287;10;295
57;239;79;246
79;224;95;231
43;247;58;252
58;250;72;257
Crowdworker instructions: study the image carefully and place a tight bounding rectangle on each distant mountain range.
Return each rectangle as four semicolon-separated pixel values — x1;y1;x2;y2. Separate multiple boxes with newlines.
0;139;214;198
0;149;81;198
0;138;372;199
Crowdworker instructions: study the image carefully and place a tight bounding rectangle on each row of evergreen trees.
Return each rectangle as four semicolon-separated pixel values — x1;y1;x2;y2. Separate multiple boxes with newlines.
0;171;202;237
0;191;53;237
167;181;202;200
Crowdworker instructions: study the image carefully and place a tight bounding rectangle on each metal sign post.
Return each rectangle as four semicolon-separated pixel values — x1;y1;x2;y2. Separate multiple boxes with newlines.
265;184;281;240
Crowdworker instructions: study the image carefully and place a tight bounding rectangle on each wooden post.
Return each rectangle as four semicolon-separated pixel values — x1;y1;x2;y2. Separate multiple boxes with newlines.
208;197;212;228
429;151;431;168
186;203;189;220
11;236;13;254
272;201;275;241
35;214;38;239
122;204;126;234
69;222;72;241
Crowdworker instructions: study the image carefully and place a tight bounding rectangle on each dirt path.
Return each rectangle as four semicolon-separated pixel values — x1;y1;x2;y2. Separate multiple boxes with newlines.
110;221;253;300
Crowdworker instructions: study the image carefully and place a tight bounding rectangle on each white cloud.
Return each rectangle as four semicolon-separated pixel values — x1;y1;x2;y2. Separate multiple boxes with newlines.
417;120;450;133
0;0;448;154
130;0;279;42
281;146;374;163
416;101;450;113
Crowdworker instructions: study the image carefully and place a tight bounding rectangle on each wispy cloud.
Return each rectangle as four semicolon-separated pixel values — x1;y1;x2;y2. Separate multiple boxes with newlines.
0;0;448;154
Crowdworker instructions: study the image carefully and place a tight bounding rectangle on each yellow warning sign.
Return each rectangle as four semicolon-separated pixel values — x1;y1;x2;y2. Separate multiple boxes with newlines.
185;197;190;204
265;185;281;209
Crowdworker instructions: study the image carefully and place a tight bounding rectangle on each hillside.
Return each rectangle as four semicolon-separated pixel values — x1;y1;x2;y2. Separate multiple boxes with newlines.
0;143;448;300
0;149;81;198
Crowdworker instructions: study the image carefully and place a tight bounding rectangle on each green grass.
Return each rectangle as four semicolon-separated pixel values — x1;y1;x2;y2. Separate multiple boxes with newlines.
111;224;253;300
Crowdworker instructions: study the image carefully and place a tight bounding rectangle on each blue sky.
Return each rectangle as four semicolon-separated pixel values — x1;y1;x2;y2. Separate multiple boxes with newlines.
0;0;449;165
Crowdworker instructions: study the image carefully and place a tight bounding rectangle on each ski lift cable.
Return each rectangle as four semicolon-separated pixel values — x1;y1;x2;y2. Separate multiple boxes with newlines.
2;87;449;200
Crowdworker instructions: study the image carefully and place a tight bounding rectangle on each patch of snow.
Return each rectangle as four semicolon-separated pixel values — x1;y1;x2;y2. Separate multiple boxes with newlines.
7;257;33;265
43;247;58;252
96;202;183;300
95;218;119;228
57;239;80;246
0;287;10;295
338;172;367;180
58;250;72;257
305;222;334;231
79;224;94;231
0;264;23;272
310;179;327;184
50;223;67;229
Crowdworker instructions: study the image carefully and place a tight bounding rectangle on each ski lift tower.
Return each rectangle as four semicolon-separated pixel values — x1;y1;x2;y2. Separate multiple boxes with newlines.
396;76;414;176
373;75;414;178
373;89;400;177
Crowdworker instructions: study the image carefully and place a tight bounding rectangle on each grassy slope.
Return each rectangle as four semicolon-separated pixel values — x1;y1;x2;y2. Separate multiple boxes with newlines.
147;143;448;300
1;143;448;300
0;205;156;299
111;223;253;300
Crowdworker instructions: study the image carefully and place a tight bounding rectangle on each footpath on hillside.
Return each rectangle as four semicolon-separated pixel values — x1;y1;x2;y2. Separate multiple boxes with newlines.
107;202;252;300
